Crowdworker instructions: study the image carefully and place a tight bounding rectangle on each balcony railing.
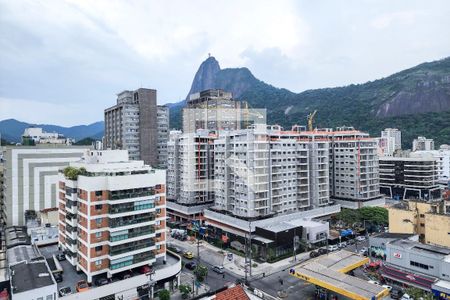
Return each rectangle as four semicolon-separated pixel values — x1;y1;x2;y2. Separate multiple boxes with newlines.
109;215;155;228
110;239;155;256
110;227;155;242
109;189;156;201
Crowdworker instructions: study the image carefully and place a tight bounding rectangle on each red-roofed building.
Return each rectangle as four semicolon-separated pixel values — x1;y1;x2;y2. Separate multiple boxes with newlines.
214;285;250;300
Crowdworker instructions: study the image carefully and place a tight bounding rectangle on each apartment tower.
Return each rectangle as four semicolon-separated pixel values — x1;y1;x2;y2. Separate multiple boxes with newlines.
104;88;162;167
58;150;166;283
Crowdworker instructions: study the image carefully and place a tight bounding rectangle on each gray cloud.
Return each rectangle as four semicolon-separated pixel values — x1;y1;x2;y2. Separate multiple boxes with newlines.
0;0;449;126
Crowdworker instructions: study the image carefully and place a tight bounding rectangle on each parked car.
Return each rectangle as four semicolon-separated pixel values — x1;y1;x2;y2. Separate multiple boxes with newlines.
183;251;194;259
140;265;152;274
338;242;347;248
390;288;404;299
58;286;72;297
356;236;366;241
56;253;66;261
212;265;225;274
95;277;109;286
309;251;320;258
382;285;393;291
401;293;413;300
359;247;368;255
185;262;197;270
368;280;380;285
76;280;89;292
318;248;328;255
327;245;339;252
53;272;63;283
121;271;133;280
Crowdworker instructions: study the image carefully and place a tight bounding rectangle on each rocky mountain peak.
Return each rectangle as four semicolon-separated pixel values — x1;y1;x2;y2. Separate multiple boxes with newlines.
186;56;221;99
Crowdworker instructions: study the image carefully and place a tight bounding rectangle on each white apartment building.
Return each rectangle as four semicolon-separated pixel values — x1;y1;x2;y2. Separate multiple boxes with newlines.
58;150;167;283
2;146;87;226
413;136;435;151
376;136;396;157
157;105;170;168
327;127;382;208
213;124;330;218
22;127;73;145
411;144;450;183
381;128;402;151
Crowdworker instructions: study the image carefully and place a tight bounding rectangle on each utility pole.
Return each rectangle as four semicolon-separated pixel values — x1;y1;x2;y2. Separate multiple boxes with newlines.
146;270;156;300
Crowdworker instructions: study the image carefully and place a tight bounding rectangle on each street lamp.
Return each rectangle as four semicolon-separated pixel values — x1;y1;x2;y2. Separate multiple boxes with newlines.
146;269;156;300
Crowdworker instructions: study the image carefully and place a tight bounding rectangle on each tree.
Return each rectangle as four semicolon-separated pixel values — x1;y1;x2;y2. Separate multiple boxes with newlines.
404;287;434;300
179;284;192;299
158;289;170;300
194;265;208;282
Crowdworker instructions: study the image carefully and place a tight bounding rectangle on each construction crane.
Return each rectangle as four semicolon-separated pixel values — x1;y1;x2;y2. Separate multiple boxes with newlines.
307;110;317;131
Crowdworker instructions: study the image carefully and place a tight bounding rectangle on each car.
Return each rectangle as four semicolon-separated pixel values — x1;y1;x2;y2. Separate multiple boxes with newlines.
368;280;380;285
53;272;63;283
185;262;197;270
56;253;66;261
327;245;339;252
338;242;347;248
309;251;320;258
121;271;133;280
400;293;413;300
356;236;366;241
140;265;152;274
359;247;368;254
172;246;182;253
183;251;194;259
76;280;89;292
318;248;328;255
390;288;404;299
95;277;109;286
212;265;225;274
382;285;393;291
58;286;72;297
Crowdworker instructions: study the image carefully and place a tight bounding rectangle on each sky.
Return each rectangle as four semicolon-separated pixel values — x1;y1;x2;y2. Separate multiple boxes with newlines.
0;0;449;126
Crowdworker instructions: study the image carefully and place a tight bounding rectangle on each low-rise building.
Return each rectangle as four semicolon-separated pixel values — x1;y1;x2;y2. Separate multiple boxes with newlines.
413;136;435;151
388;200;450;247
22;127;73;145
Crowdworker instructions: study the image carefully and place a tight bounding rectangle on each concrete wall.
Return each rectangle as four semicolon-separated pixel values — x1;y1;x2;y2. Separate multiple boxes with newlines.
425;214;450;247
388;208;416;234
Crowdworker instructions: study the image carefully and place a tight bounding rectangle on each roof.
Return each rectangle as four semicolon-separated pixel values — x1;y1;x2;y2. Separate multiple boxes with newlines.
215;285;249;300
4;226;30;249
10;261;55;294
371;233;415;239
6;245;44;265
389;239;450;258
290;250;388;300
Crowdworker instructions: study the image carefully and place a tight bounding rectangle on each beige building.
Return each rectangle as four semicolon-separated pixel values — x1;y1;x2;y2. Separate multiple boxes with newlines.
388;200;450;247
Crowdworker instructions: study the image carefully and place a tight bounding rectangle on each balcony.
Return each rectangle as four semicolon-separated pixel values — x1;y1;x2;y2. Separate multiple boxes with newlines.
110;226;155;242
110;252;155;270
109;214;155;229
109;188;156;201
110;238;155;256
110;201;154;214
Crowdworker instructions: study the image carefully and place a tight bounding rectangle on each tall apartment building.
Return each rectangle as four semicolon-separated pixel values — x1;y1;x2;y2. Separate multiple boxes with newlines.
104;88;162;167
379;156;440;200
0;164;5;226
413;136;435;151
58;150;166;283
376;136;396;157
381;128;401;151
2;145;87;226
183;89;244;133
213;124;330;218
157;105;170;168
327;127;382;208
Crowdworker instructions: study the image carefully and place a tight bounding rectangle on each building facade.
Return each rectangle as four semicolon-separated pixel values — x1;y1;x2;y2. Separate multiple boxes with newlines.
411;145;450;183
104;88;160;166
413;136;435;151
58;150;166;283
182;89;245;133
381;128;401;151
213;124;330;219
379;157;441;200
157;105;170;168
22;127;73;145
2;146;87;226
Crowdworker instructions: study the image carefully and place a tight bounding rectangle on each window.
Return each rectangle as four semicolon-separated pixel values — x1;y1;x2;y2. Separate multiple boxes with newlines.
96;218;103;225
95;259;102;266
95;245;103;252
410;261;429;270
420;214;425;218
95;232;102;239
95;190;102;196
420;223;425;227
95;204;103;210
